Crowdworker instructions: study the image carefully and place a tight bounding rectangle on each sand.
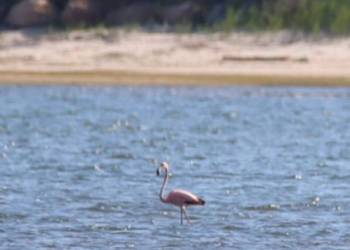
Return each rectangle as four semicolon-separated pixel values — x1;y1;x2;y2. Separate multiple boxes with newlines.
1;28;350;86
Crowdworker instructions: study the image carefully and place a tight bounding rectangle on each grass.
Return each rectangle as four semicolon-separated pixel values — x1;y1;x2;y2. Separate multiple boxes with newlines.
218;0;350;35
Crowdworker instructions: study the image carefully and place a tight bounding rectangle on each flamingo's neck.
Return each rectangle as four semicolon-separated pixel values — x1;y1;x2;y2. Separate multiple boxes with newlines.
159;168;168;203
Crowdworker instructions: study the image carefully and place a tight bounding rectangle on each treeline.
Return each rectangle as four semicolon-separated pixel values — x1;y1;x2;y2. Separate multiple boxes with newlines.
1;0;350;34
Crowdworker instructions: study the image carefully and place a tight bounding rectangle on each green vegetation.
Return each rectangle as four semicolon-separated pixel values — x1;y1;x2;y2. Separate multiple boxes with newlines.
2;0;350;34
220;0;350;34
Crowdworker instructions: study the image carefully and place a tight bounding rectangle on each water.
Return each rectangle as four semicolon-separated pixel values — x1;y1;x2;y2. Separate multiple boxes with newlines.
1;86;350;249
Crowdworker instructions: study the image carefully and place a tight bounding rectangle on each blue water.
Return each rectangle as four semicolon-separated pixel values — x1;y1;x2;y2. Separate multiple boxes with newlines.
1;86;350;249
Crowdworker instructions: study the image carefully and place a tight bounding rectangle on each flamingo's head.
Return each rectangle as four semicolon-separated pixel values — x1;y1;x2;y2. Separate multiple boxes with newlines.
156;162;169;176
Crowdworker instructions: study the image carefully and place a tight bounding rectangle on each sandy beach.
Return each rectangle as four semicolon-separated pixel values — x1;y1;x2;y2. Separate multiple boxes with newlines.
1;28;350;86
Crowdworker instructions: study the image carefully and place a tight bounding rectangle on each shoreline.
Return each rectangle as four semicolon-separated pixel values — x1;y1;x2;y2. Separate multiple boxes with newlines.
1;29;350;87
1;70;350;86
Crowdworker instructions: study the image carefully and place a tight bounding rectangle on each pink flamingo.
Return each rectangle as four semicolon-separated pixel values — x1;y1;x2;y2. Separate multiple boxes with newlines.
156;162;205;224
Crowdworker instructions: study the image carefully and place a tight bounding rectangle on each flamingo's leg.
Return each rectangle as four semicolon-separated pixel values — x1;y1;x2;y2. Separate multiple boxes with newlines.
183;207;191;224
180;207;183;224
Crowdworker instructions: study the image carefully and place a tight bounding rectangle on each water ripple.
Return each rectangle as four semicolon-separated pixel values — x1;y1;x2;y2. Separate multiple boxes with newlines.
244;204;281;212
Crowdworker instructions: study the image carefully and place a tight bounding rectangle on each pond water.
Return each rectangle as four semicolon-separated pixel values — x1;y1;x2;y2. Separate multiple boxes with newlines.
1;86;350;249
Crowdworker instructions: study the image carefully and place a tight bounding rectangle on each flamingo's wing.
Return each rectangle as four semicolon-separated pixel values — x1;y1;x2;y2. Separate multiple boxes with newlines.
166;189;205;206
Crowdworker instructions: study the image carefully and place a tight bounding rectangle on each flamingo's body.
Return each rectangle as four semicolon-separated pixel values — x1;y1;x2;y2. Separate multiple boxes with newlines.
156;162;205;224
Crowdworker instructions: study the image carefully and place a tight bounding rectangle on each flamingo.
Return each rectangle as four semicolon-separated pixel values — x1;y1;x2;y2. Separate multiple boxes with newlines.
156;162;205;224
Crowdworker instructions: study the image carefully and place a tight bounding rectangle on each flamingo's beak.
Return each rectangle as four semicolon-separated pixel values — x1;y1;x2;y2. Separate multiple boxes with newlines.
156;168;160;176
